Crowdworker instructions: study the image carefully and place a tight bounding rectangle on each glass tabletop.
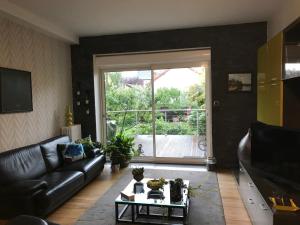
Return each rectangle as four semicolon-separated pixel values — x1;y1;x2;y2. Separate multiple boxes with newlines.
115;178;189;207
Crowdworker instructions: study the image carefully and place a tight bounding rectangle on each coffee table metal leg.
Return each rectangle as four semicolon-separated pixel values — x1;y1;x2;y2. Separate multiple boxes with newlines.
183;207;187;225
131;204;135;222
168;207;172;217
115;203;119;222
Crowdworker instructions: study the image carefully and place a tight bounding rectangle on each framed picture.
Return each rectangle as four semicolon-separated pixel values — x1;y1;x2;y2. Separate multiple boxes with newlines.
228;73;252;92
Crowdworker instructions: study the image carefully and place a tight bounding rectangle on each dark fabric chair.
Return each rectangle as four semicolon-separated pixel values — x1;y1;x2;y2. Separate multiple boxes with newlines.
6;215;59;225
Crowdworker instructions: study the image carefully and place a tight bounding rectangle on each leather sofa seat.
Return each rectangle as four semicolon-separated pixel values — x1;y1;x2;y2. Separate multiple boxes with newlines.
36;171;84;214
58;155;106;183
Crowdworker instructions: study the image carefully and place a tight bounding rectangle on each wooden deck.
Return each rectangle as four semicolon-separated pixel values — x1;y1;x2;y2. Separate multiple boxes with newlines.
134;135;206;158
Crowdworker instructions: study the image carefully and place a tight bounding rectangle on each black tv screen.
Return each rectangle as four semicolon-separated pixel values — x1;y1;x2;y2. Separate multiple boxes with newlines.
0;67;33;113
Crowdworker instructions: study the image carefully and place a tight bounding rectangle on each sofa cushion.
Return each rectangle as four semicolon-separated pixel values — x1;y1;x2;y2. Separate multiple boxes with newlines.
251;122;300;164
0;145;47;185
63;144;85;163
58;155;106;182
40;136;70;172
38;171;84;208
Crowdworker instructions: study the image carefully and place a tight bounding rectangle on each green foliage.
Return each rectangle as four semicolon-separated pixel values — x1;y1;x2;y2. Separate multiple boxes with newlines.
147;178;168;190
187;84;205;108
155;87;188;109
105;133;134;160
132;167;144;176
188;111;206;135
104;71;207;138
75;135;102;151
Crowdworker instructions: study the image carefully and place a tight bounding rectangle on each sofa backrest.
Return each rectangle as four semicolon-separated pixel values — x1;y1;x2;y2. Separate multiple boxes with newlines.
0;144;47;185
251;122;300;164
40;136;70;172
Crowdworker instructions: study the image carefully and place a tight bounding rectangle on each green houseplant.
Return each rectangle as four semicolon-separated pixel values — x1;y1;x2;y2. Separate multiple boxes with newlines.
105;110;135;168
105;132;134;168
132;167;144;182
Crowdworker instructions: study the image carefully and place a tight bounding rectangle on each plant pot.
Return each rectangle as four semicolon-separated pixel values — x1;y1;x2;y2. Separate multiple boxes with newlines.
110;150;122;165
147;190;164;199
111;164;120;173
120;160;130;168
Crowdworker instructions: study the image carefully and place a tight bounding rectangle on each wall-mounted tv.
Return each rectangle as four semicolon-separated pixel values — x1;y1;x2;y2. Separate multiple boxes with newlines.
0;67;33;113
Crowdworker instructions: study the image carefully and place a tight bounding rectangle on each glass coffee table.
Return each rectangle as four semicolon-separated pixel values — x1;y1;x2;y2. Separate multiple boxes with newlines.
115;178;189;225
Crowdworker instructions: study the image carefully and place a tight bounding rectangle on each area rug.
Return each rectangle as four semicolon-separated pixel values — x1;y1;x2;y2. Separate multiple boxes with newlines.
75;169;225;225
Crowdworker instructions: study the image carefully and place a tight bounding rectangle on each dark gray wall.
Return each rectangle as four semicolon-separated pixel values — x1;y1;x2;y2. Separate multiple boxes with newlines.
71;22;267;168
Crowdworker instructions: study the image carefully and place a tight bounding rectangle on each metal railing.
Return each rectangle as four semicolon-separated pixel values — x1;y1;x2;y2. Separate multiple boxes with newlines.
106;108;206;135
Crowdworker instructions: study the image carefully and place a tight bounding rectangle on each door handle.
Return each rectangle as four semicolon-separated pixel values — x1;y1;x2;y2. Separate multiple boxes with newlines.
213;100;220;107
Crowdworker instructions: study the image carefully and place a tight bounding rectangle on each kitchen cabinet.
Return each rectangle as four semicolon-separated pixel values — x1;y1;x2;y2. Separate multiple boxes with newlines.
257;32;283;126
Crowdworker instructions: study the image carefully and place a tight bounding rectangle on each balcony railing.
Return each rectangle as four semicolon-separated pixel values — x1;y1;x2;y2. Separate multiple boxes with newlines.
106;108;207;157
106;108;206;136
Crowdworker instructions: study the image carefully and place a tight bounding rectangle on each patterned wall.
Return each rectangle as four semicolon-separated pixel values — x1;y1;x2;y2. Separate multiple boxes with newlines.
0;15;72;152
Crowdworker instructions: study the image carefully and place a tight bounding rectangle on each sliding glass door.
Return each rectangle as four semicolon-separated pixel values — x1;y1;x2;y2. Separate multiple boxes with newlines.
102;66;207;162
104;70;154;157
153;68;206;159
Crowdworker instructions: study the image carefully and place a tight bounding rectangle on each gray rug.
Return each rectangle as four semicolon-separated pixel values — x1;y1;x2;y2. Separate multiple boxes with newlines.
76;169;225;225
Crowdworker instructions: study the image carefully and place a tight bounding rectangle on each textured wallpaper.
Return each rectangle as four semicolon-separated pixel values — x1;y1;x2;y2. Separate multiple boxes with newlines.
0;15;72;152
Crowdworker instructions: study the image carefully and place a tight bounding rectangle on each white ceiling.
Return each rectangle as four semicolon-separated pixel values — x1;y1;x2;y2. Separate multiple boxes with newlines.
3;0;283;43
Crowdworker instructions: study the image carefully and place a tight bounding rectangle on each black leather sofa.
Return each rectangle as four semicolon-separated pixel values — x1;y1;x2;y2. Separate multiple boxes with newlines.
0;136;106;219
238;122;300;225
6;215;59;225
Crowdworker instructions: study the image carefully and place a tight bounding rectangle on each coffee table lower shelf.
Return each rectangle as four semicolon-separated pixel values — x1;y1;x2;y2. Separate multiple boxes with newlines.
115;201;189;225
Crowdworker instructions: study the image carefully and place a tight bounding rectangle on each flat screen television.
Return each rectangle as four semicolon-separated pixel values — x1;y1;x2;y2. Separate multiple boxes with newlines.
0;67;33;113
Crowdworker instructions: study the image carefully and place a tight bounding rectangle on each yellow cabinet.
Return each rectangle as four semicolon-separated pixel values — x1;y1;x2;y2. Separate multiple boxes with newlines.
257;32;283;126
267;33;283;82
257;84;267;122
266;81;283;126
257;44;267;85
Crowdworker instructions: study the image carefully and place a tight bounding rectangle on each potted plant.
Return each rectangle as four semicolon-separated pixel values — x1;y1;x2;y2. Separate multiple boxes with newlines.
147;178;167;191
147;178;168;199
104;132;134;170
170;178;185;202
75;135;103;158
104;141;121;172
132;167;144;182
107;133;134;168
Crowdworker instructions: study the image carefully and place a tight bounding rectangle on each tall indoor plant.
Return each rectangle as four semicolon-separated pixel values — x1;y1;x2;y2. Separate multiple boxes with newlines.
105;110;135;168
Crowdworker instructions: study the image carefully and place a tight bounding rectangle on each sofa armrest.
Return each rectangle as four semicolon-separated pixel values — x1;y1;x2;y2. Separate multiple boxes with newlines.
0;180;48;196
85;148;103;158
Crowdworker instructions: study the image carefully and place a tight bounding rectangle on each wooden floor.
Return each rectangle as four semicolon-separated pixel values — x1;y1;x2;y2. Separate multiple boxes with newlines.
135;135;206;158
0;165;251;225
217;170;252;225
